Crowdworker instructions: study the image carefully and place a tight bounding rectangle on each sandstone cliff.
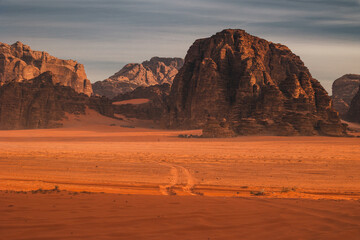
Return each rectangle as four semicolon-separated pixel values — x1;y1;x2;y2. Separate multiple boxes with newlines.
112;83;171;121
347;85;360;123
167;29;346;136
92;57;183;98
0;41;92;96
332;74;360;117
0;72;112;130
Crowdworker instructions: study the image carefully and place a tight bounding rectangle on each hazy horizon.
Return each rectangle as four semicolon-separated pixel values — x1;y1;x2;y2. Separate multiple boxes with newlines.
1;0;359;93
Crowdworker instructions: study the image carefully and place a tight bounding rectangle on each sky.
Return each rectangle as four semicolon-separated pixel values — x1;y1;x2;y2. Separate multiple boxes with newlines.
0;0;359;93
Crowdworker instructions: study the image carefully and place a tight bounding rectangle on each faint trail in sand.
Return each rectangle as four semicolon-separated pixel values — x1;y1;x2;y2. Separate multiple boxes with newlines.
177;166;196;195
158;162;197;196
159;165;178;195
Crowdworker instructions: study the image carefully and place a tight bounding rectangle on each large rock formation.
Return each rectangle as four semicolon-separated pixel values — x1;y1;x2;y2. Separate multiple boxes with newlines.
0;41;92;96
347;85;360;123
112;83;171;121
332;74;360;117
93;57;183;98
166;29;346;136
0;72;112;130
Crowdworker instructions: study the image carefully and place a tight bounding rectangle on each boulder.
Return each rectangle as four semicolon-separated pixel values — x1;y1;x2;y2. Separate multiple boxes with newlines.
202;117;236;138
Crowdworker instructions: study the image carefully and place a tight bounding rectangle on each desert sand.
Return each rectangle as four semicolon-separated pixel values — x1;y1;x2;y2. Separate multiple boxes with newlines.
1;111;360;239
112;98;150;105
1;191;360;240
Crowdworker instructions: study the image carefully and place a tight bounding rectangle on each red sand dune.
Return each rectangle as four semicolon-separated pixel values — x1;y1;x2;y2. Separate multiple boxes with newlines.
1;191;360;240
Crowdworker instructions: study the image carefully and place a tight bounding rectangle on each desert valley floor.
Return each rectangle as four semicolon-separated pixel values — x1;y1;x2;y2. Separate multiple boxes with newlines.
1;112;360;239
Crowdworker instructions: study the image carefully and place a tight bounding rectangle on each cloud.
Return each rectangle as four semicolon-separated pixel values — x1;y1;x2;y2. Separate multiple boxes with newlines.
0;0;359;92
1;0;359;40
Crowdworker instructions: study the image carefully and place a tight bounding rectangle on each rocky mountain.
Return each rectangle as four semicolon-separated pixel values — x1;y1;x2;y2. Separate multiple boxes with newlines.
112;83;171;121
347;85;360;123
332;74;360;117
0;41;92;96
0;72;112;130
166;29;346;136
92;57;183;98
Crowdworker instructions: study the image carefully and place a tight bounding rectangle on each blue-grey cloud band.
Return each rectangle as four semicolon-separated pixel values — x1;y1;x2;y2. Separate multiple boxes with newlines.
0;0;359;93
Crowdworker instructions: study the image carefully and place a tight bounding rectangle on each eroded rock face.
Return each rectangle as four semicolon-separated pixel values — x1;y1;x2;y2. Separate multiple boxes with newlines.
347;86;360;123
93;57;183;98
332;74;360;117
202;117;236;138
167;29;346;136
0;41;92;96
0;72;112;130
112;83;171;121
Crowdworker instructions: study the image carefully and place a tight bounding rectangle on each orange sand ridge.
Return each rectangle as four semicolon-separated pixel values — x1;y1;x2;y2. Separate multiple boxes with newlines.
112;98;150;105
1;111;360;239
1;191;360;240
0;110;359;200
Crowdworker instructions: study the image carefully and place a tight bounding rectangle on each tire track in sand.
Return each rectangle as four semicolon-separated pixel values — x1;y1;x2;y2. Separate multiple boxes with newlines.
159;165;178;195
159;163;197;196
177;165;196;195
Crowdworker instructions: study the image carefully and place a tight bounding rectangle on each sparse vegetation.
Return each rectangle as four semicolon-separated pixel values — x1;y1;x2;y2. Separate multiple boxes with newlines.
178;134;202;138
80;191;92;194
250;189;265;196
281;187;291;193
31;186;61;194
281;187;297;193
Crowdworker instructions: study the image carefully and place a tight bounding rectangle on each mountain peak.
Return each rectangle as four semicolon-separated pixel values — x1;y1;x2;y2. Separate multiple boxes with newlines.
166;29;346;136
92;57;184;98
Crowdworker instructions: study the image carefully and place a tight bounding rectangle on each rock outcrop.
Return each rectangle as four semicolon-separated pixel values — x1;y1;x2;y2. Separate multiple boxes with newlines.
332;74;360;117
0;41;92;96
112;83;171;121
166;29;346;136
0;72;112;130
93;57;183;98
202;117;236;138
347;86;360;123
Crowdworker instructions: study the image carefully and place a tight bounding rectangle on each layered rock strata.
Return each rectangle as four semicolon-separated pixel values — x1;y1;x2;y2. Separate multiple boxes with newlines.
0;41;92;96
0;72;112;130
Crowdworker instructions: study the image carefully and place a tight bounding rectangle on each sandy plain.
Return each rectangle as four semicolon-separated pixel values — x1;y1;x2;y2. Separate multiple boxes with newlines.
112;98;151;105
1;111;360;239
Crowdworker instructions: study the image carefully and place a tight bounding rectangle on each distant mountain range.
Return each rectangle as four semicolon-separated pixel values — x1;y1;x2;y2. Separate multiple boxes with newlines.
92;57;183;99
0;32;359;134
